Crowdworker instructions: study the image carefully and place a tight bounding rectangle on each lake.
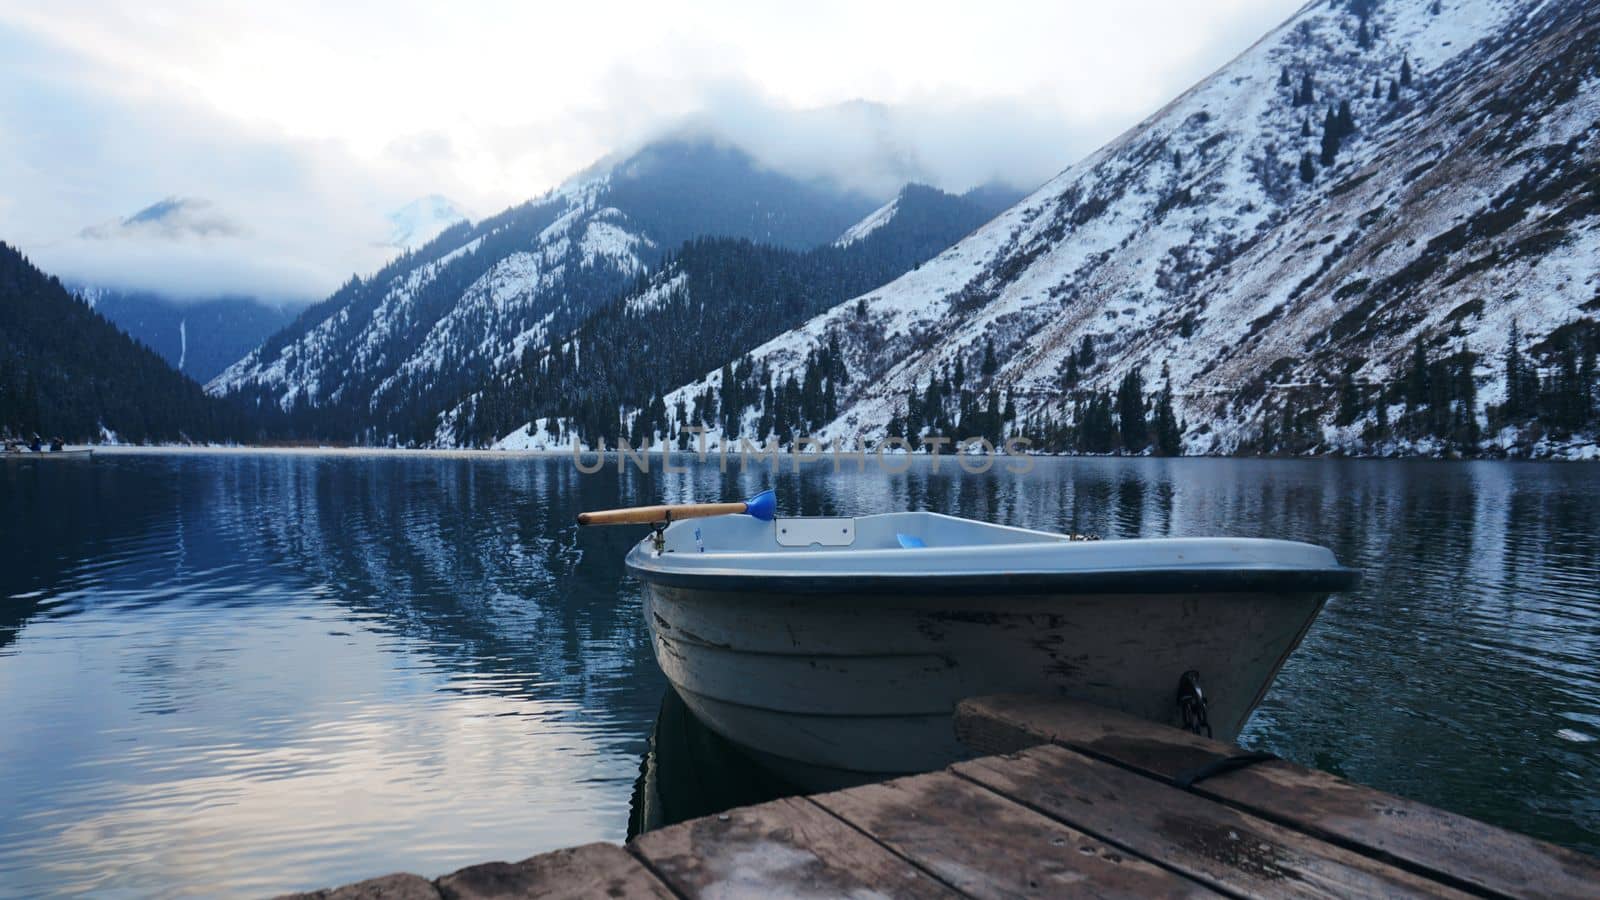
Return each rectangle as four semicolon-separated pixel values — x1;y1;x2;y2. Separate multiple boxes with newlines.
2;450;1597;896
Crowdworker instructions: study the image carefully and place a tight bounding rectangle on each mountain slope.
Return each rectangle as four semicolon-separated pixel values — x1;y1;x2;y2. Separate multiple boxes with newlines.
209;139;880;443
0;243;244;442
75;287;295;382
448;182;1020;447
659;0;1600;459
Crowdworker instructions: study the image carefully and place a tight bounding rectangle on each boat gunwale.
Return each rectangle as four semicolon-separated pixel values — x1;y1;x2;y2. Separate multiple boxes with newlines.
630;556;1359;595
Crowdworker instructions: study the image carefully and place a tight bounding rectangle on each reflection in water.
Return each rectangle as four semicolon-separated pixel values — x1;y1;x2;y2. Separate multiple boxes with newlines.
627;689;799;839
1;453;1597;897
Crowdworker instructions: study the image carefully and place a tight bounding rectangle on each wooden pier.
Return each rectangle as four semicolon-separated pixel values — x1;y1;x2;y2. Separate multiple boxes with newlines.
284;695;1599;899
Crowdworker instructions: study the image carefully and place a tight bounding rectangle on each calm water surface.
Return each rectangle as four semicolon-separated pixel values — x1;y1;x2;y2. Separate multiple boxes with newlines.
1;451;1597;896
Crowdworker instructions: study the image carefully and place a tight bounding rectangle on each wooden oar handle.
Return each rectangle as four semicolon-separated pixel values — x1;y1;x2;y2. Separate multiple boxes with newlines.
577;501;748;526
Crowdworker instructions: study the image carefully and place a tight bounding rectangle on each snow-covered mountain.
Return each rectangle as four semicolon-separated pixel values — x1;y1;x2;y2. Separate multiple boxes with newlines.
448;181;1021;448
657;0;1600;459
207;139;883;442
386;195;469;251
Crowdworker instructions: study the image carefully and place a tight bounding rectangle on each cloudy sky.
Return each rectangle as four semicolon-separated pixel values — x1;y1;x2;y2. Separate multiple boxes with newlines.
0;0;1301;301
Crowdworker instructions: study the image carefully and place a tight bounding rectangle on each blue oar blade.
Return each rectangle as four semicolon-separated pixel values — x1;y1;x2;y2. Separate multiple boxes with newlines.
744;489;777;521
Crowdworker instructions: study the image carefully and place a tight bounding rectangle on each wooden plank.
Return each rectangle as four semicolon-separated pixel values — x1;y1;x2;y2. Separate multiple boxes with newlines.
957;745;1472;899
275;872;441;900
435;843;674;900
812;770;1220;899
629;794;956;898
957;694;1600;898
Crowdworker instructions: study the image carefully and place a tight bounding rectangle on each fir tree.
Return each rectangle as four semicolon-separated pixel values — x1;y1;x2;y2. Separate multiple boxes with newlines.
1336;99;1356;136
1388;80;1400;102
981;339;997;377
1154;363;1182;456
1406;338;1430;413
1300;152;1317;183
1400;56;1413;87
1504;320;1530;419
1320;107;1342;166
1296;72;1315;107
1117;369;1148;452
1279;66;1291;88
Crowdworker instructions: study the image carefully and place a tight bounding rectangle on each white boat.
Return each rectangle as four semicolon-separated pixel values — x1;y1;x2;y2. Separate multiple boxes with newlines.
622;502;1357;790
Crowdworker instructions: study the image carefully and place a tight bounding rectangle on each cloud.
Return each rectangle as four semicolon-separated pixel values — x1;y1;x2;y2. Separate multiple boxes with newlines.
0;34;427;302
0;0;1305;301
649;85;1094;198
79;197;246;241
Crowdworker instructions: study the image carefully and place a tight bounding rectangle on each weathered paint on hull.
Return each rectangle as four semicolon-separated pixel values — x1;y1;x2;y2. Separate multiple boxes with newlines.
644;584;1325;789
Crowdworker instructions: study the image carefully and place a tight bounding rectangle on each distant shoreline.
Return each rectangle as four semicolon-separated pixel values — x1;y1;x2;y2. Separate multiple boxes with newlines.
79;443;1598;462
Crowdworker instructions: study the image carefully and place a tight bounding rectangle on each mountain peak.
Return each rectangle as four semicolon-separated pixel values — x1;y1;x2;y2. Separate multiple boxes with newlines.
385;195;470;252
80;196;243;241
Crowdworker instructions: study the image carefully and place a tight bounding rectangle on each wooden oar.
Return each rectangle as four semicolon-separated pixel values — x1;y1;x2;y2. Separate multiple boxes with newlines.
577;489;776;526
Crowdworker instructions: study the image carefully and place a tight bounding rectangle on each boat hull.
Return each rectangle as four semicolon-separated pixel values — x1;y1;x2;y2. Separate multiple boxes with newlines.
642;582;1325;789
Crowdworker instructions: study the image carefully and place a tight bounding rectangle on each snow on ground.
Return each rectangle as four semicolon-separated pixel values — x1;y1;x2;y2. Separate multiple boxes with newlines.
833;195;899;247
651;0;1598;460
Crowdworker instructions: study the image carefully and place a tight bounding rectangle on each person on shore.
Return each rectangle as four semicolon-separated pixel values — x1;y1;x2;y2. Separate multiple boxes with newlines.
29;433;42;453
50;436;64;452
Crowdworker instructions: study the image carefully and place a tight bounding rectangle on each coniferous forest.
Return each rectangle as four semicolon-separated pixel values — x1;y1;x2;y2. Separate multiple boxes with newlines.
0;243;249;443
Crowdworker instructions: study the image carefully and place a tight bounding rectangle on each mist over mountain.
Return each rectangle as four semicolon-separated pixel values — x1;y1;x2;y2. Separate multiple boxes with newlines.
386;196;470;252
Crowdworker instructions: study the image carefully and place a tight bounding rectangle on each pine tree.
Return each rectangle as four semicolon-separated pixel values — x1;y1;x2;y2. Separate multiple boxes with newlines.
1400;57;1413;87
1320;107;1341;166
1336;100;1356;137
1297;72;1315;107
1388;80;1400;102
1300;153;1317;183
1454;348;1480;452
1117;369;1148;452
1406;338;1430;414
1357;18;1372;50
1154;363;1182;456
1301;117;1312;138
1373;80;1382;99
981;339;997;377
1279;66;1291;88
1504;321;1529;419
